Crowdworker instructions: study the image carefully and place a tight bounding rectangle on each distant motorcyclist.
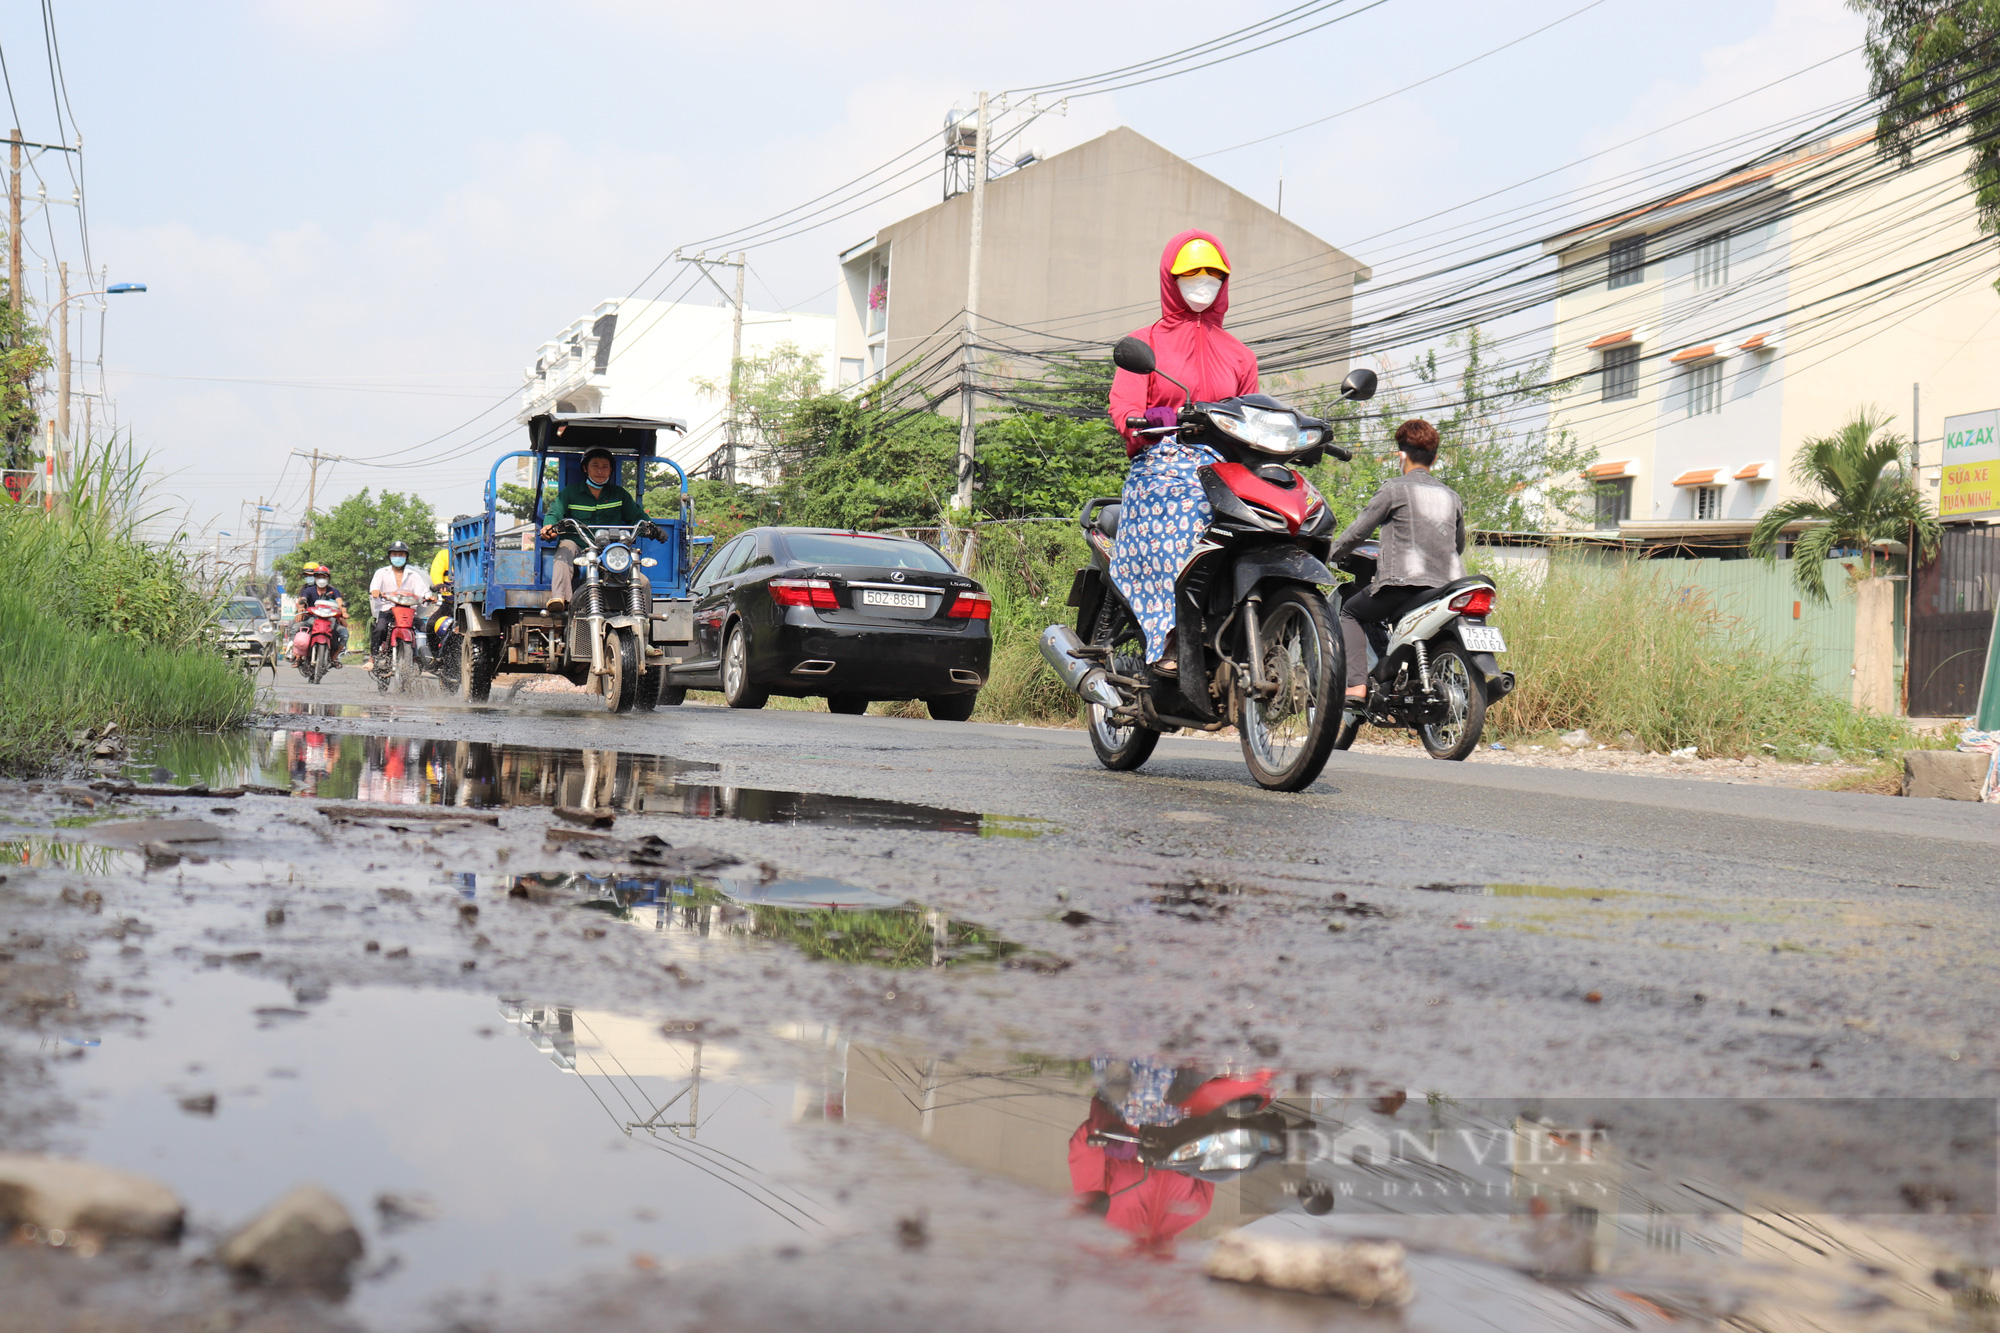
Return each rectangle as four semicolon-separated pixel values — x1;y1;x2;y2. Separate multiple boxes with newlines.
539;448;642;615
366;540;435;667
1328;419;1465;700
293;563;350;666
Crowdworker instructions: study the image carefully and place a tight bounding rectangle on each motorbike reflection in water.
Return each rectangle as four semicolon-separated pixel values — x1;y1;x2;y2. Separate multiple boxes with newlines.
1071;1058;1293;1258
221;731;1044;835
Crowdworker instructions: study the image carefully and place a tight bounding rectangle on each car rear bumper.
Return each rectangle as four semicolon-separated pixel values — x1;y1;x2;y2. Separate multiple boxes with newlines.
756;615;991;697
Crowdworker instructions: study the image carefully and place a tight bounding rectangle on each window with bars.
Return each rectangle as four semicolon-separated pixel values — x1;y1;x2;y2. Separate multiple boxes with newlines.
1693;232;1729;290
1600;344;1639;401
1608;235;1646;288
1687;360;1723;417
1693;485;1722;520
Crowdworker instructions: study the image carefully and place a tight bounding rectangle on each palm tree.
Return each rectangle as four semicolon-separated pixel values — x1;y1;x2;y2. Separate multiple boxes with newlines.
1749;408;1941;602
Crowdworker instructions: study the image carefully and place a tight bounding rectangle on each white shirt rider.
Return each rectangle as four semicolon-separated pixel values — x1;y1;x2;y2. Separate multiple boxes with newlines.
368;562;434;615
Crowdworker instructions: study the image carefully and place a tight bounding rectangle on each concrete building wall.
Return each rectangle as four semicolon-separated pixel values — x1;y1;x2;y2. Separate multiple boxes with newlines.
838;127;1369;399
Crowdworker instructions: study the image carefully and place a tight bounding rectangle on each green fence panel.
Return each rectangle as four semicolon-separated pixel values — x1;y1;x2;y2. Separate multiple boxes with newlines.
1649;559;1859;698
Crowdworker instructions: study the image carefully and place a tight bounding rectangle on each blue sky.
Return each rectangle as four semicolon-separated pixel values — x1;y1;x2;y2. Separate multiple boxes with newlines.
1;0;1866;533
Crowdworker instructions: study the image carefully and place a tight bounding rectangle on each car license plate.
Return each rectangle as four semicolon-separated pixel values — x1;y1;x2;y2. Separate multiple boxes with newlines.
1459;625;1506;653
861;589;926;608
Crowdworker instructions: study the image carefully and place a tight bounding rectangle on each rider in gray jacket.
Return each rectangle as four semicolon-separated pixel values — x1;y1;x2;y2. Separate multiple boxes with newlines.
1328;419;1465;699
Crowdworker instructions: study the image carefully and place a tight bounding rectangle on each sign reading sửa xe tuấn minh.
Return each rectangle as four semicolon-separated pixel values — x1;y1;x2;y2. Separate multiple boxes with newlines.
1941;410;2000;521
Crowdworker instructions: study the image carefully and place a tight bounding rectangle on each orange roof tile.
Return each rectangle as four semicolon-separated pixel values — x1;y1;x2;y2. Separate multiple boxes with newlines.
1672;469;1722;487
1734;460;1773;481
1669;344;1717;364
1738;333;1768;351
1586;329;1636;350
1584;460;1634;480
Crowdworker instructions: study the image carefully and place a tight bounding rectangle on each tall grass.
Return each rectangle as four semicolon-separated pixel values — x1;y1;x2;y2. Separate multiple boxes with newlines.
0;434;255;772
969;523;1083;726
1485;555;1927;758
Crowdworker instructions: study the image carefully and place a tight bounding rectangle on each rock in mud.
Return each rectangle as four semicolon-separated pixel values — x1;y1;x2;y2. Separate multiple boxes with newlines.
0;1154;185;1240
1205;1234;1413;1308
218;1183;364;1289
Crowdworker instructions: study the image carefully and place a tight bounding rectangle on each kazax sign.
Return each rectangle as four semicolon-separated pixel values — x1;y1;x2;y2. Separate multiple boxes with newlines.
1941;409;2000;521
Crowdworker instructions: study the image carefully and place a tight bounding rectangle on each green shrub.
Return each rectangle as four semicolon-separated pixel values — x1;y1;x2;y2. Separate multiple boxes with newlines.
0;434;254;772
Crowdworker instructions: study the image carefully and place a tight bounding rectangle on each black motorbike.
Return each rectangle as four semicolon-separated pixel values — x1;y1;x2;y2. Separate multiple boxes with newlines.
1039;335;1376;792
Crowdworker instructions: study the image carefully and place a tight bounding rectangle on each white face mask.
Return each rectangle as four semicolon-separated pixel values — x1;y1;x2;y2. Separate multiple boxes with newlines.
1177;274;1222;312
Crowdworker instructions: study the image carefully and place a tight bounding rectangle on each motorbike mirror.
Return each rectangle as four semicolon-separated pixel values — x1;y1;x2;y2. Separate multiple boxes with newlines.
1112;336;1158;376
1340;367;1379;401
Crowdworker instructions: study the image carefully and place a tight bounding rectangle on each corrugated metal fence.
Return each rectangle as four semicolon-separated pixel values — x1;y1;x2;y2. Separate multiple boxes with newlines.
1650;557;1870;699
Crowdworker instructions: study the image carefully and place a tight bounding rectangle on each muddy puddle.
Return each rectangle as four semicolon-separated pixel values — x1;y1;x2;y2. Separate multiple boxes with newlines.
118;728;1048;837
34;966;1994;1330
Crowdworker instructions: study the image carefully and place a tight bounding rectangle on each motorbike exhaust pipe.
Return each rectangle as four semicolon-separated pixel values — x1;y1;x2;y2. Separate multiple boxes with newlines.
1038;625;1124;709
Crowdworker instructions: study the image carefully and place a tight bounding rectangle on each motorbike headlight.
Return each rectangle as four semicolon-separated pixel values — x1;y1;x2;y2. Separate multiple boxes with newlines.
600;543;634;574
1217;408;1312;455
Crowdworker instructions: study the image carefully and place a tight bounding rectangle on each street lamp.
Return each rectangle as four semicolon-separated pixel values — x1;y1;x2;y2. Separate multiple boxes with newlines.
46;279;146;451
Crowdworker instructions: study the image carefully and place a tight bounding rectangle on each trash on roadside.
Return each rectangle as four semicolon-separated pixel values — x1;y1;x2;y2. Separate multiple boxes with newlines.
1205;1233;1413;1307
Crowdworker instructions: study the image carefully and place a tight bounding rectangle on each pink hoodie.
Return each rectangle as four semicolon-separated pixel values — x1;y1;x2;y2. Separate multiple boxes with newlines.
1107;229;1261;457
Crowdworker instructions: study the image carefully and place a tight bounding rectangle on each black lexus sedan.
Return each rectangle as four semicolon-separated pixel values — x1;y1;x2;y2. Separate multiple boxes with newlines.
664;527;992;719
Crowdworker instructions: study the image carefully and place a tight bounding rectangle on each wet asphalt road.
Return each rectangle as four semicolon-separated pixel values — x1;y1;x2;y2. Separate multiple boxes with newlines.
261;674;2000;1100
7;671;2000;1331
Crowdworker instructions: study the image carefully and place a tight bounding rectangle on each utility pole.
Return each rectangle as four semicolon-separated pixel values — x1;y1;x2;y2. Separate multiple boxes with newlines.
954;91;989;528
727;252;746;484
292;449;344;537
248;496;269;579
677;252;749;484
7;130;19;312
1912;382;1922;471
56;261;69;445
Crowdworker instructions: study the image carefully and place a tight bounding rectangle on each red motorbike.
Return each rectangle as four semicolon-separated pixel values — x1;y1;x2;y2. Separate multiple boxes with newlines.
373;591;424;694
1040;335;1376;792
295;602;343;685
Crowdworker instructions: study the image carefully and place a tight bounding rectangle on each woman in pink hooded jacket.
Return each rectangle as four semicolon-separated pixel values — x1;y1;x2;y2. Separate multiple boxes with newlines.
1106;230;1260;671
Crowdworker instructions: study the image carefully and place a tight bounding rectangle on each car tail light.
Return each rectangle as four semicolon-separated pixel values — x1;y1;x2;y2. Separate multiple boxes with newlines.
769;578;840;610
947;590;992;620
1448;587;1495;616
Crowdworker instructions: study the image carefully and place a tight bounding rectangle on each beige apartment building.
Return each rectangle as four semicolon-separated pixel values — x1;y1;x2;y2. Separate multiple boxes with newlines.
1543;131;1999;539
835;126;1370;395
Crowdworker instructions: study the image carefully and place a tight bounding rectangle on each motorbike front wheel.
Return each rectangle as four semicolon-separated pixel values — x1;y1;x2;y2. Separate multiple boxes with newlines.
1085;598;1159;772
1237;584;1343;792
602;629;640;713
1417;643;1486;761
393;642;417;694
308;641;329;685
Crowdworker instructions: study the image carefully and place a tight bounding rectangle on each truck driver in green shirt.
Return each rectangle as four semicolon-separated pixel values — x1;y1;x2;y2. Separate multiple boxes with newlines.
540;447;644;613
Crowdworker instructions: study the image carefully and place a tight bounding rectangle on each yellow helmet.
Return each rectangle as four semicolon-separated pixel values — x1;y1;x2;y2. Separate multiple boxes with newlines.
1170;237;1230;275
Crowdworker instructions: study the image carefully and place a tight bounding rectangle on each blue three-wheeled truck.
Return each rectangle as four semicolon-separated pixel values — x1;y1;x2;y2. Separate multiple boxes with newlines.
447;413;710;711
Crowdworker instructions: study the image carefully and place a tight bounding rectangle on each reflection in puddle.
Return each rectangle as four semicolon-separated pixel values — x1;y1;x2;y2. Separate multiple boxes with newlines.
42;976;1993;1330
127;729;1049;837
519;870;1052;971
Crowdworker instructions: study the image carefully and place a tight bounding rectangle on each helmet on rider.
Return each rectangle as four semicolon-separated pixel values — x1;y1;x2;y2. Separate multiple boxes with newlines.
387;540;410;570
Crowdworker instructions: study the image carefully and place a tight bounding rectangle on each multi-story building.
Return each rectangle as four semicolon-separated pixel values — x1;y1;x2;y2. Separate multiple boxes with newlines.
834;126;1370;395
1544;131;1997;537
519;298;833;475
1543;133;2000;714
